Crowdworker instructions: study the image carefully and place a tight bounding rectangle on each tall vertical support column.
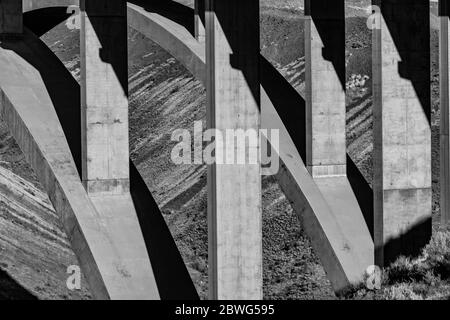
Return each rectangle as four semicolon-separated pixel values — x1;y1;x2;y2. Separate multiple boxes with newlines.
303;0;374;283
195;0;205;42
206;0;262;300
79;0;160;299
440;0;450;225
80;0;129;195
373;0;432;266
305;0;346;177
0;0;22;35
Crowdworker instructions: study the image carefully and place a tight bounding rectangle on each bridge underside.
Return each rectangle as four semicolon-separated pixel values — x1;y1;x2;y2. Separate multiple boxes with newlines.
0;0;437;299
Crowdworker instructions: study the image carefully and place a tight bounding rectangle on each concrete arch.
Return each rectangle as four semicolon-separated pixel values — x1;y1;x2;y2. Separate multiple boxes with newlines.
124;2;373;293
18;0;373;294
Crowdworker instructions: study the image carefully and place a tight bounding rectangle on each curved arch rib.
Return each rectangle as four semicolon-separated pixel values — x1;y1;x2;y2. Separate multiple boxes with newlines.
0;28;159;300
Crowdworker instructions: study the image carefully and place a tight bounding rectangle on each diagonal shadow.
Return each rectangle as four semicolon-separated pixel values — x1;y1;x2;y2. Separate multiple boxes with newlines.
0;269;38;300
1;25;198;299
260;55;306;160
347;155;374;241
382;217;432;265
24;7;72;37
130;164;200;300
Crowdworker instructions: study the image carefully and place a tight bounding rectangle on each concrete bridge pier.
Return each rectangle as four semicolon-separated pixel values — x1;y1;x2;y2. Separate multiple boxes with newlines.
0;0;22;34
304;0;373;289
372;0;432;266
440;0;450;225
79;0;160;299
205;0;262;300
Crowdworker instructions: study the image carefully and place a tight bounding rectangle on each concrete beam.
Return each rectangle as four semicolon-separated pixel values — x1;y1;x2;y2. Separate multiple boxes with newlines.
206;0;262;300
80;0;129;195
305;0;346;177
373;0;432;266
0;0;22;34
440;0;450;225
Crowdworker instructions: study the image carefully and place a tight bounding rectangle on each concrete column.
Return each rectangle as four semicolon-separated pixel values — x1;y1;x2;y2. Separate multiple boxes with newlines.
440;0;450;225
80;0;129;195
195;0;205;42
304;0;346;177
206;0;262;300
373;0;432;266
0;0;22;34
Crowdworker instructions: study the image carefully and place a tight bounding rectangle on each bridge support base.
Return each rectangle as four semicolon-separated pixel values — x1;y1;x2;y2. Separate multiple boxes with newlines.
206;0;262;300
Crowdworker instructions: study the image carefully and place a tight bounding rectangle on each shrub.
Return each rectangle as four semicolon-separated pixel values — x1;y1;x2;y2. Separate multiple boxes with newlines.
385;284;423;300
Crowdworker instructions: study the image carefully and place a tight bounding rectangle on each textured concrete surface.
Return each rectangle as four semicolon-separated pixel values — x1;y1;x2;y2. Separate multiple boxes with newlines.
305;0;346;178
0;27;159;299
205;0;262;300
80;0;129;195
441;0;450;225
373;0;432;266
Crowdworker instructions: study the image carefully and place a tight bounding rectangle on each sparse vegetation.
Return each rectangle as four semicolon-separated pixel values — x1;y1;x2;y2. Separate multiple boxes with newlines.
347;232;450;300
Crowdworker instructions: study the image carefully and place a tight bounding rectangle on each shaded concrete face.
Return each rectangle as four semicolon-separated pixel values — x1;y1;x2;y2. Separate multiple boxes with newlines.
205;0;262;300
373;0;432;265
80;0;129;195
305;0;346;177
0;0;22;34
440;0;450;225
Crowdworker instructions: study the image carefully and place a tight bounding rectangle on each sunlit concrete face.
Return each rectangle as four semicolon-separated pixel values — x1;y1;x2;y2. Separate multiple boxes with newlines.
206;0;262;300
0;0;22;34
305;0;346;178
80;0;129;195
440;0;450;225
373;0;432;266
